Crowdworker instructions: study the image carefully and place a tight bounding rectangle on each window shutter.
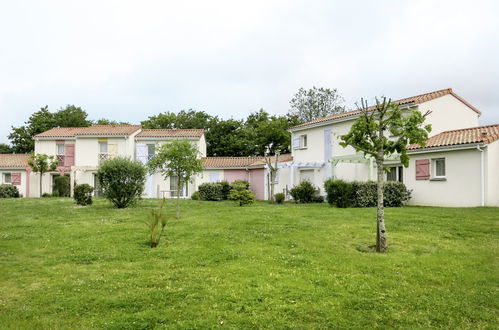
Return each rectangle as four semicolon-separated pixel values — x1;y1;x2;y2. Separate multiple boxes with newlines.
415;159;430;180
292;136;300;149
64;144;75;166
108;144;118;157
11;173;21;185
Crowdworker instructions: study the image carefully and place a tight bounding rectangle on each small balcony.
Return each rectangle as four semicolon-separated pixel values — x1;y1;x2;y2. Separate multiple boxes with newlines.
98;153;109;165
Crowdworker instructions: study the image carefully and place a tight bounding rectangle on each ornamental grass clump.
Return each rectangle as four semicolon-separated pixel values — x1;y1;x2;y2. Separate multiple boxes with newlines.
145;199;168;248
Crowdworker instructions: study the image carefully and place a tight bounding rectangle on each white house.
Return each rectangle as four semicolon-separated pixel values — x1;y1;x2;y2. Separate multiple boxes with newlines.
277;88;498;206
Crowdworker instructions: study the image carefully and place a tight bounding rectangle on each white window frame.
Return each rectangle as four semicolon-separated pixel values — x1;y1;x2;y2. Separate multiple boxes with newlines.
386;166;403;182
432;158;446;179
300;134;308;149
56;144;65;155
3;172;11;184
99;141;108;154
147;144;155;161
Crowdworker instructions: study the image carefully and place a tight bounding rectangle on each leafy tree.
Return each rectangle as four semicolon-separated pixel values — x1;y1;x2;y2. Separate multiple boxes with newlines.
28;153;58;197
9;105;91;153
0;143;13;154
147;140;203;219
340;98;431;253
94;119;130;125
206;118;248;156
289;87;345;123
97;157;147;208
141;109;214;129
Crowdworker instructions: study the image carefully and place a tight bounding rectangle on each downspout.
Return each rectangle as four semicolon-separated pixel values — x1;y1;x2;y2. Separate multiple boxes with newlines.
476;145;485;207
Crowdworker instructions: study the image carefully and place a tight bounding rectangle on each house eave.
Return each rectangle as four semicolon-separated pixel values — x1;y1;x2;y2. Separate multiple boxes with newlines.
407;142;486;154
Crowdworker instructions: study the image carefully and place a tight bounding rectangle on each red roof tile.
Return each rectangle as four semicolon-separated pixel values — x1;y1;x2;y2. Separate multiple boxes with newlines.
290;88;481;130
0;154;29;167
35;125;141;138
202;154;292;168
136;129;204;138
407;124;499;150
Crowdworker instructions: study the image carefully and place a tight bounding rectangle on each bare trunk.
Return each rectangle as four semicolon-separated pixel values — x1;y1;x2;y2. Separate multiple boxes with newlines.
270;171;275;203
39;172;43;197
376;157;388;252
176;181;181;220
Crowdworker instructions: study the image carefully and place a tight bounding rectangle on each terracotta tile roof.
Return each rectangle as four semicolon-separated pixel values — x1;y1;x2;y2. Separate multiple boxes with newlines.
136;129;204;138
290;88;481;130
0;154;29;167
35;125;141;138
202;157;265;168
407;124;499;150
202;154;293;168
249;153;293;166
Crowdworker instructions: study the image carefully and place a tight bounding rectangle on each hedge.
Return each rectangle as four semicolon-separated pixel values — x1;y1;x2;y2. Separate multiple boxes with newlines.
324;179;411;208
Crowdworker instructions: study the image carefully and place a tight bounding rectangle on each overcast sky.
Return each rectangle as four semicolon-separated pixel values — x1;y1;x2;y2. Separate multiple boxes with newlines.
1;0;498;144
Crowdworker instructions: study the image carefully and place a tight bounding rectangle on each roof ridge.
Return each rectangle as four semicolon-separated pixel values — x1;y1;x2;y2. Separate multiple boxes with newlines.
438;123;499;134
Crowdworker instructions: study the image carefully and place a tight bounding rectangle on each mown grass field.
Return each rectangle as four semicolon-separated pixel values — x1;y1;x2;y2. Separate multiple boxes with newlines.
0;198;498;329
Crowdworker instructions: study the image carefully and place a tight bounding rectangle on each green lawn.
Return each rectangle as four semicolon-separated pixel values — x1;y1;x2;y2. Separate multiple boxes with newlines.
0;198;498;329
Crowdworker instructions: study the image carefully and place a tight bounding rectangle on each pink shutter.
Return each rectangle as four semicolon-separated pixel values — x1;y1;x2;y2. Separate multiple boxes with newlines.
415;159;430;180
11;173;21;185
65;144;75;166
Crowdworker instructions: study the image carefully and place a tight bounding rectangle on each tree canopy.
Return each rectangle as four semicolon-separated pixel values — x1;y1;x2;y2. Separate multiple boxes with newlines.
289;87;345;123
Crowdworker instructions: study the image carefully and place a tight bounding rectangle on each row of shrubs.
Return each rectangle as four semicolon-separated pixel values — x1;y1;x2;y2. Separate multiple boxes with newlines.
324;179;411;208
193;180;256;206
0;184;20;198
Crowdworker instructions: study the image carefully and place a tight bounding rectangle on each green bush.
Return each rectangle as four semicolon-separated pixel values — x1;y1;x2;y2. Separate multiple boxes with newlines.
198;183;224;201
324;180;411;208
74;184;93;206
289;181;318;203
53;175;70;197
312;195;325;203
228;181;255;206
274;192;285;204
191;191;200;200
42;193;52;198
97;157;146;208
324;180;353;208
219;181;231;200
0;184;20;198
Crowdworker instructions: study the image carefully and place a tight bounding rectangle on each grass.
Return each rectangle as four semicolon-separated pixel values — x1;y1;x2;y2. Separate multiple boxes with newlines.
0;198;498;329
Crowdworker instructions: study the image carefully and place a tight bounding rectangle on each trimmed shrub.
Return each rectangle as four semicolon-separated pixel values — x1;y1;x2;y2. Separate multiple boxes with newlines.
289;181;318;203
0;184;20;198
219;181;231;200
53;175;70;197
97;157;146;208
198;183;224;201
42;193;52;198
384;182;412;207
74;184;93;206
324;180;411;208
228;181;255;206
312;195;325;203
274;192;285;204
191;191;200;200
324;180;353;208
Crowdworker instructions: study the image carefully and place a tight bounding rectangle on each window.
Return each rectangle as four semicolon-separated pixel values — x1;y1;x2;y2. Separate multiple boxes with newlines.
99;142;108;153
386;166;403;182
3;173;11;184
57;144;65;155
147;144;155;160
300;134;308;148
433;158;446;178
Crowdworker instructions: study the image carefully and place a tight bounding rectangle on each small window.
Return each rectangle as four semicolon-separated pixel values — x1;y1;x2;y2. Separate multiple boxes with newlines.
4;173;11;184
300;134;308;148
386;166;403;182
57;144;65;155
433;158;446;178
99;142;108;153
147;144;155;160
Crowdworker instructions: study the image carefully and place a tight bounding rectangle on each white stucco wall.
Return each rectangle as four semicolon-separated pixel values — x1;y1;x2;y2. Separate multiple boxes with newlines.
0;169;28;197
485;140;499;206
405;148;483;207
418;94;480;135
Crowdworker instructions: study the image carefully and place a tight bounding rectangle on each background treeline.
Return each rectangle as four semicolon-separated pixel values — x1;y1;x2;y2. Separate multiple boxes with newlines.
1;87;345;156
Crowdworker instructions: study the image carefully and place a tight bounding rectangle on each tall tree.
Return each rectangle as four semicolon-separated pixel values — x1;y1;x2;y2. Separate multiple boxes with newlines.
9;105;91;153
28;153;58;197
141;109;214;130
147;140;203;219
289;87;345;123
94;119;130;125
340;98;431;252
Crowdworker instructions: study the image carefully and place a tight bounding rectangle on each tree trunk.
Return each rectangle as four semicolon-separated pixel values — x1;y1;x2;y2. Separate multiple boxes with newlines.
270;171;275;203
376;157;388;252
39;172;43;197
176;177;181;219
